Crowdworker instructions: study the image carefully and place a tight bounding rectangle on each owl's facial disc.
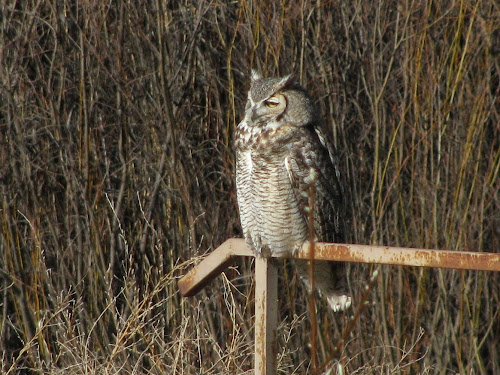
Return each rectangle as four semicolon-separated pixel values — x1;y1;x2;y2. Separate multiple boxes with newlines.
250;93;286;122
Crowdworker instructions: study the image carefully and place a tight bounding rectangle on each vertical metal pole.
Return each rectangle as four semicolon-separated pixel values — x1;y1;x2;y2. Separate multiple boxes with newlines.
254;256;278;375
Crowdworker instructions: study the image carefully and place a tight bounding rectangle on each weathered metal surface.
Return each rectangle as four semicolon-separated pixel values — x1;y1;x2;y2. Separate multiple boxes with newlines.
178;238;499;297
254;257;278;375
296;243;500;271
178;238;253;297
178;238;498;375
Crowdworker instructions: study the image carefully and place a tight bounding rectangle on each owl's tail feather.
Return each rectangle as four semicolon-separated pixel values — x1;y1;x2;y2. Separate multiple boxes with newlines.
294;260;351;312
326;293;352;312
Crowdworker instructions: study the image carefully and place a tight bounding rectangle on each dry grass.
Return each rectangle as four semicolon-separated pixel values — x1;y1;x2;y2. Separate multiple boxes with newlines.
1;0;499;374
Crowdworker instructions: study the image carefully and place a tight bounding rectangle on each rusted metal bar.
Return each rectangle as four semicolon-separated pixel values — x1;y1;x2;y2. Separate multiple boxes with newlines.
179;239;499;297
178;238;253;297
178;238;498;375
296;242;500;271
254;256;278;375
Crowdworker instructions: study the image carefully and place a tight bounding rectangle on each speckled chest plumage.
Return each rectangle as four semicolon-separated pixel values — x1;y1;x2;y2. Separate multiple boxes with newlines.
235;125;308;257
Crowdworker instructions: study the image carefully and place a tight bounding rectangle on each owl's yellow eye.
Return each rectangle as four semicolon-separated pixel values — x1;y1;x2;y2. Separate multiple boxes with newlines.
265;99;279;108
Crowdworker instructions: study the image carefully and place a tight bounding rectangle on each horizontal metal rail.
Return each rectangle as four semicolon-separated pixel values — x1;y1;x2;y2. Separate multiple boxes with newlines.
297;242;500;271
178;238;499;297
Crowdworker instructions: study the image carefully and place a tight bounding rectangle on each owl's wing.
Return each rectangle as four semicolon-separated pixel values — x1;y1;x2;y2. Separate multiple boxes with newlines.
285;125;346;243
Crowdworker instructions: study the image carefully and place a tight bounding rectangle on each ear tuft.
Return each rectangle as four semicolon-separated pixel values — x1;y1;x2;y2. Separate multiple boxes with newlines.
251;69;262;82
279;74;295;87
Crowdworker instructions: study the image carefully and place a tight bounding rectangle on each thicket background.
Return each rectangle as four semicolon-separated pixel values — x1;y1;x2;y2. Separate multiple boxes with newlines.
1;0;499;374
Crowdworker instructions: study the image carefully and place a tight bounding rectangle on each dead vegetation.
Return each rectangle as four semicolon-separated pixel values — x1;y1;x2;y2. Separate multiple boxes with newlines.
1;0;499;374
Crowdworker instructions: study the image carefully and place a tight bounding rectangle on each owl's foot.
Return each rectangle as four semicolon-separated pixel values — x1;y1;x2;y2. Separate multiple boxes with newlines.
327;294;352;312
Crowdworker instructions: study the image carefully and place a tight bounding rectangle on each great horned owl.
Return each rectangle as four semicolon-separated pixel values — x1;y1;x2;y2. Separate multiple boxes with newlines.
235;71;351;312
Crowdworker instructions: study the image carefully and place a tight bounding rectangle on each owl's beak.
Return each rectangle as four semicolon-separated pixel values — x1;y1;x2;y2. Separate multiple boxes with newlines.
251;107;261;122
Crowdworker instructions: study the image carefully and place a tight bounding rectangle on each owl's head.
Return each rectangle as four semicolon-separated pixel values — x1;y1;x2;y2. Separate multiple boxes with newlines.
242;70;316;129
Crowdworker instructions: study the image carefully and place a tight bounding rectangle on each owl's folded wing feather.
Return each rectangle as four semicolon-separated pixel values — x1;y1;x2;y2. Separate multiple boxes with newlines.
285;125;346;244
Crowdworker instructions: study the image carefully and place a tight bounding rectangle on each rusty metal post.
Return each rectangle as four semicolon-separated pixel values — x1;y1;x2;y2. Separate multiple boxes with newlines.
254;256;278;375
